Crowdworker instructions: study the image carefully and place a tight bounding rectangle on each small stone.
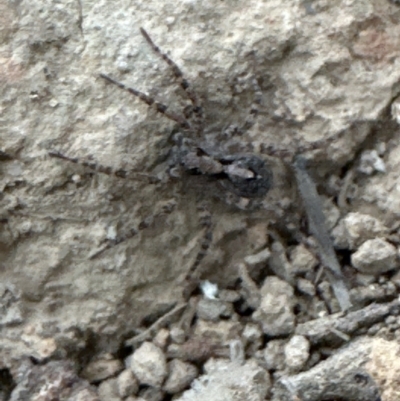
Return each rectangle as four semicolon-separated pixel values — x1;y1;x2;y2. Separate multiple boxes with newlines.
178;358;271;401
242;323;263;348
244;247;271;266
355;273;376;286
252;276;296;336
343;212;388;249
170;326;186;344
289;244;318;275
153;328;169;349
98;378;121;401
331;219;349;250
218;289;240;303
358;149;386;174
284;335;310;371
130;342;167;388
117;369;139;398
193;319;242;345
82;358;124;383
138;387;164;401
296;278;316;297
351;238;398;275
163;359;198;393
196;298;232;321
263;339;286;371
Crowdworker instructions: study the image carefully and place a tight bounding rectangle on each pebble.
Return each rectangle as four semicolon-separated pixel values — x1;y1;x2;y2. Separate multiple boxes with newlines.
153;328;169;349
138;387;164;401
82;358;124;383
130;342;168;388
263;339;286;371
170;326;186;344
289;244;318;275
242;323;263;353
163;359;198;394
177;358;271;401
244;247;271;266
296;278;316;297
98;378;120;401
252;276;296;336
117;369;139;398
343;212;388;249
351;238;398;274
284;335;310;371
196;298;232;321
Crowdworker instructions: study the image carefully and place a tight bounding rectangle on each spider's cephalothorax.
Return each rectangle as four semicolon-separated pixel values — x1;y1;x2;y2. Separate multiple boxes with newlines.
99;28;273;199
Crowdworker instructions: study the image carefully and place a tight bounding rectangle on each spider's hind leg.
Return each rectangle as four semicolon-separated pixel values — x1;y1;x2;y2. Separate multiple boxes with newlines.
48;150;160;183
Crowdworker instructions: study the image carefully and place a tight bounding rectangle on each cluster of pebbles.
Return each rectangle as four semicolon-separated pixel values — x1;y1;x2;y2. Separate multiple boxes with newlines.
6;210;400;401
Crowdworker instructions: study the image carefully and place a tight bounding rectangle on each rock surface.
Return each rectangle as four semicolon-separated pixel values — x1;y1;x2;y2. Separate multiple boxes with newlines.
2;0;400;399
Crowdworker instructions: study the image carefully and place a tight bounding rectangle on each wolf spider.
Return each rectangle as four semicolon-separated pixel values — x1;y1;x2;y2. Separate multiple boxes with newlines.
49;28;275;270
49;28;338;292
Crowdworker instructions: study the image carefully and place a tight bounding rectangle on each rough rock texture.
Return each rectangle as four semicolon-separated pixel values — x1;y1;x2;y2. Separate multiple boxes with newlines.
274;337;399;401
351;238;398;274
2;0;400;399
177;358;271;401
252;276;296;336
130;342;167;388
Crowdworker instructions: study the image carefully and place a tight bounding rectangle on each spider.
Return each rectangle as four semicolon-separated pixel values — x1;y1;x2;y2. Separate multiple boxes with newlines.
49;28;273;265
48;28;346;300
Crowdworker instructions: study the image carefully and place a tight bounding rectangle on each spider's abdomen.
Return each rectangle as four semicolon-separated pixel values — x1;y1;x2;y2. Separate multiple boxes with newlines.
221;154;273;198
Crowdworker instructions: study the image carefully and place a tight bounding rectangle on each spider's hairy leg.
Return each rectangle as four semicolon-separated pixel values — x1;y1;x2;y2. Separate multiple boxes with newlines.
99;73;192;131
182;203;213;299
139;28;203;134
48;150;159;183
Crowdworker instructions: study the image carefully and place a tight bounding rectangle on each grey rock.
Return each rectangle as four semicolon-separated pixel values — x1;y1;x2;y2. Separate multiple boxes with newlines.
296;278;316;297
263;339;286;371
177;358;270;401
82;358;124;383
289;244;318;275
343;212;388;249
117;369;139;398
252;276;296;336
130;342;167;388
196;298;232;321
284;335;310;371
351;238;398;274
164;359;198;394
98;378;120;401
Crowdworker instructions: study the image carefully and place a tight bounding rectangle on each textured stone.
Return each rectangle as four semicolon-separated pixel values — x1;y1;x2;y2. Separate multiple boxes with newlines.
351;238;398;275
117;369;139;398
284;335;310;371
98;378;120;401
177;358;270;401
289;244;318;275
82;358;124;383
343;212;388;249
164;359;198;394
130;342;167;388
252;276;296;336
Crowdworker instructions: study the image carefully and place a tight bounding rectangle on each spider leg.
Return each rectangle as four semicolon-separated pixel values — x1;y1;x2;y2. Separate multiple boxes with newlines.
48;150;160;183
182;203;213;299
140;28;203;134
100;73;192;131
